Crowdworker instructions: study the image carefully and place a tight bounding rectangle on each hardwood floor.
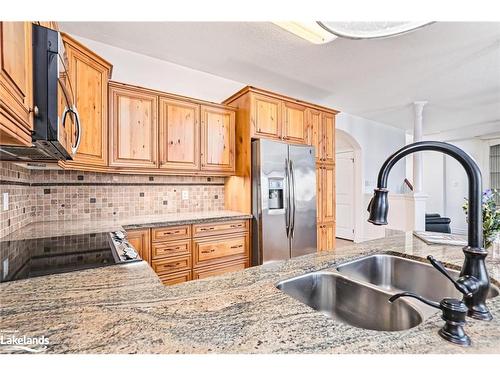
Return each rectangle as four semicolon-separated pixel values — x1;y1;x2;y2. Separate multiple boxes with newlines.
335;238;354;249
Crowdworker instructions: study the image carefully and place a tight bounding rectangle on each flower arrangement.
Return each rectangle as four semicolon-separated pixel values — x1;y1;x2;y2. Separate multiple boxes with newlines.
463;189;500;248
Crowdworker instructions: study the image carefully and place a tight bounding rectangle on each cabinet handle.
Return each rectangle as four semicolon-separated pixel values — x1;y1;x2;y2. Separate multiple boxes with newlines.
230;224;243;228
230;244;243;249
201;249;216;254
200;227;215;231
164;246;181;251
163;230;180;235
163;262;181;269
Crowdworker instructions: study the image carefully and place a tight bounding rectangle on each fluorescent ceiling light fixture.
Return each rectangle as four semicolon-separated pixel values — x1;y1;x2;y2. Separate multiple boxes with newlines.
273;22;337;44
317;21;434;39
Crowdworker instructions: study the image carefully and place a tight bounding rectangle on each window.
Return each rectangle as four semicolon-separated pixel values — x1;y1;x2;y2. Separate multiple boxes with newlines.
491;144;500;205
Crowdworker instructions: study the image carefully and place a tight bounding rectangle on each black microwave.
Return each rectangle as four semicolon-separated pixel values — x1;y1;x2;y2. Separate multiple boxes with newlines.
0;24;81;161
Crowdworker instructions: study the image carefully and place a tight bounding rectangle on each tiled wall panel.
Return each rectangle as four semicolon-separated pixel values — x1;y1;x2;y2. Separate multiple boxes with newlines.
0;162;225;238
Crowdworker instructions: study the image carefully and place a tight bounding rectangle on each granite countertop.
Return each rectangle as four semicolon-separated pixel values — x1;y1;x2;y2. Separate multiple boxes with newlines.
0;210;253;241
1;233;500;354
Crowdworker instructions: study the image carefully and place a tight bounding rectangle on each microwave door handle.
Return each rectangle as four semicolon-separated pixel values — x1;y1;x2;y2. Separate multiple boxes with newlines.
290;160;296;239
284;158;290;238
70;106;82;154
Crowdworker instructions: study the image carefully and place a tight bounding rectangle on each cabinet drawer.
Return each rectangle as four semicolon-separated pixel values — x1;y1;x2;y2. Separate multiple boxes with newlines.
193;259;247;280
193;234;247;267
152;255;191;275
159;270;192;286
152;239;191;260
152;225;191;242
192;220;248;238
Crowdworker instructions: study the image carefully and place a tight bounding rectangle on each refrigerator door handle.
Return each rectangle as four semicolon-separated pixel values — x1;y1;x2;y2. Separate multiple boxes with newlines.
284;158;290;237
290;159;296;239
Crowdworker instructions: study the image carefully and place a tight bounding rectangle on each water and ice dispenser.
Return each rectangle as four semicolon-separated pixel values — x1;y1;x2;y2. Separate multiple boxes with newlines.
268;178;284;210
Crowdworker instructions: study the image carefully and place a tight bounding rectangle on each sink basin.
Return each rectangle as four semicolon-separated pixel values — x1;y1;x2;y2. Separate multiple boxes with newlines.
276;271;423;331
336;254;499;301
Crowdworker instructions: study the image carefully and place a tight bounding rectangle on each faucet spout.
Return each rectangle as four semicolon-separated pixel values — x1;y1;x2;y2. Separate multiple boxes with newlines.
368;141;492;320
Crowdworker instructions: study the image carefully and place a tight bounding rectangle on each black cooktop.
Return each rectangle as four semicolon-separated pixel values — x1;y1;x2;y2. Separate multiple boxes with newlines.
0;231;138;283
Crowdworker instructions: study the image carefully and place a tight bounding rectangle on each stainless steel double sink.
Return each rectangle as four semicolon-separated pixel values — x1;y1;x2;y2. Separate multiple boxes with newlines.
276;253;499;332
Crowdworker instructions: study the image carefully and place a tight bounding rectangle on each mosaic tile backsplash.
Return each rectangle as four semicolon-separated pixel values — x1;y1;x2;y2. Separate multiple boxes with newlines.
0;162;225;238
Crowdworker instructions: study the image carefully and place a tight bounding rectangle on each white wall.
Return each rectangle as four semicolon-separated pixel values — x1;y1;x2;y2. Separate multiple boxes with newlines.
73;36;244;103
336;113;407;193
423;136;500;234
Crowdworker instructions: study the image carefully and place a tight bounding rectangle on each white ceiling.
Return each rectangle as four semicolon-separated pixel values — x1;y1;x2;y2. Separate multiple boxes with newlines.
60;22;500;137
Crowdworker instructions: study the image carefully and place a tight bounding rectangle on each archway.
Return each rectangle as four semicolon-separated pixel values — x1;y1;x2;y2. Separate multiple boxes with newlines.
335;129;363;243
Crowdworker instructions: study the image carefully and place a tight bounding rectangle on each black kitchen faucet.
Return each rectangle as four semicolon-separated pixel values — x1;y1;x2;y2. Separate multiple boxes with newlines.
367;141;492;323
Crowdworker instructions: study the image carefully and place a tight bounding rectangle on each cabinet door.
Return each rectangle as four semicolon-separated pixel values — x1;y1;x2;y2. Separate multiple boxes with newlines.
307;108;322;161
317;223;335;252
127;228;151;264
316;164;322;222
322;112;335;163
317;225;325;252
251;93;281;139
193;234;247;268
0;22;33;146
159;270;192;286
64;35;111;166
282;101;306;143
109;85;158;168
200;105;235;173
321;163;336;223
159;98;200;171
193;259;247;280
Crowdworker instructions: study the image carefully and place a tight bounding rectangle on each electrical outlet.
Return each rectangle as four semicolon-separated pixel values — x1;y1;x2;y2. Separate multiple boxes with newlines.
2;192;8;211
181;190;189;200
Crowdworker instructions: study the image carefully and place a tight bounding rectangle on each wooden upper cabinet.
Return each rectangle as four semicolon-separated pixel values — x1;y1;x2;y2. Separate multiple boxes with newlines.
109;84;158;168
306;108;321;159
159;97;200;171
201;105;235;173
320;163;336;223
0;22;33;146
63;34;112;167
36;21;59;31
282;101;306;143
251;93;281;139
322;112;335;164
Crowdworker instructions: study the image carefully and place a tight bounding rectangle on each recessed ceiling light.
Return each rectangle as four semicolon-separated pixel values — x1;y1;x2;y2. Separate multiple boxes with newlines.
273;22;337;44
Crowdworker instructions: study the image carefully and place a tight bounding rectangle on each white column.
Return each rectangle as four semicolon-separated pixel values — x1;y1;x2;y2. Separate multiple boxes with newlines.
413;101;427;193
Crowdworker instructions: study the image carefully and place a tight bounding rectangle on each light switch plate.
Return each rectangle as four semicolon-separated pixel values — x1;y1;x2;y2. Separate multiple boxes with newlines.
181;190;189;200
2;192;8;211
2;258;8;280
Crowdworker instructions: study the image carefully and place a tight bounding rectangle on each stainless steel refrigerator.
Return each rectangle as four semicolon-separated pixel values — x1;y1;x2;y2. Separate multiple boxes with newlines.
251;139;317;265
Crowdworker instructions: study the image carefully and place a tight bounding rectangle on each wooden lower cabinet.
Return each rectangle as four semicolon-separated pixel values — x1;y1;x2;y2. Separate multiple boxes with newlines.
146;219;250;286
316;162;335;252
193;233;247;268
152;225;191;242
126;228;151;264
317;222;335;252
193;259;247;280
152;254;191;275
159;270;192;286
192;220;248;238
152;239;191;259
